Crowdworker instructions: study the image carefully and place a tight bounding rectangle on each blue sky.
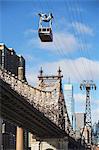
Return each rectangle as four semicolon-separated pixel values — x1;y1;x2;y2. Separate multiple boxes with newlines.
0;0;99;124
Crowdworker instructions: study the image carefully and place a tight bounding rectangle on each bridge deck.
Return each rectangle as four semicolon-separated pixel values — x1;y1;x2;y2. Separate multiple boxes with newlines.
0;79;67;138
0;75;86;148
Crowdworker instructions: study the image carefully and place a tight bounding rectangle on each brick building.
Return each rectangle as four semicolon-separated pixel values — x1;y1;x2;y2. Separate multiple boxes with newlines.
0;43;26;80
0;43;27;150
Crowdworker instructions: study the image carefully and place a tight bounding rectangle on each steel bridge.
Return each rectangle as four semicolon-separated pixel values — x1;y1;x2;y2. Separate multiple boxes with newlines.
0;67;86;150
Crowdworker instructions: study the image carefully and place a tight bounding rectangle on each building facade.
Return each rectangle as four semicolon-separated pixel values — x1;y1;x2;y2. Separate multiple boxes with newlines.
0;43;27;150
75;113;86;139
64;83;75;129
92;121;99;147
2;121;16;150
0;43;26;80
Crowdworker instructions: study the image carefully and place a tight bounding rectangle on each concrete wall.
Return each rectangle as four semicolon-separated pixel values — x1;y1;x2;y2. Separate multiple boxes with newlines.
31;137;68;150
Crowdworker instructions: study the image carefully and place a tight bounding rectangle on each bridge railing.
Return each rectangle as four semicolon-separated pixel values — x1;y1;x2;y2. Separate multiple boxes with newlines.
0;68;59;125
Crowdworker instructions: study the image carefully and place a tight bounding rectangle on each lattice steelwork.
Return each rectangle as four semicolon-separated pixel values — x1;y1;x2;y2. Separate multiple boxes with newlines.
80;80;96;147
0;67;76;138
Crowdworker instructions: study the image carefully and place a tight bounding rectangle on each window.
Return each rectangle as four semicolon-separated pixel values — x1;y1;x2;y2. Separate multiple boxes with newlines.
42;28;46;31
46;149;54;150
47;28;50;31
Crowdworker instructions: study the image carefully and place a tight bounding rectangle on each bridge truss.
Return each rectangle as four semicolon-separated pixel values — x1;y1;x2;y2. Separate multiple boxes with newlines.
0;67;76;139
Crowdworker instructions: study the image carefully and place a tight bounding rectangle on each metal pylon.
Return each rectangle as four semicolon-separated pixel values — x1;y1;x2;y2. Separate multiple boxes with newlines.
80;80;96;148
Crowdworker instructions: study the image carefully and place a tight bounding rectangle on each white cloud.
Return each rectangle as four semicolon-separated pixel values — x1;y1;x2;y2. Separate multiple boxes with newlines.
92;108;99;123
74;93;99;123
26;57;99;85
26;70;38;86
39;32;79;53
74;93;86;102
74;93;99;106
25;21;93;53
92;99;99;105
40;57;99;81
26;58;99;124
26;30;80;53
72;22;94;36
74;93;99;107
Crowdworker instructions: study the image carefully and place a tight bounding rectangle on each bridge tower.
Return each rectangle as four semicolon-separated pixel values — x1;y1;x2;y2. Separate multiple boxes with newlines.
80;80;96;149
38;67;66;130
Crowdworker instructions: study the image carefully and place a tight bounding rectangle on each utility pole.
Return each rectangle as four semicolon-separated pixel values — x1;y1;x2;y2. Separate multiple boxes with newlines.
80;80;96;149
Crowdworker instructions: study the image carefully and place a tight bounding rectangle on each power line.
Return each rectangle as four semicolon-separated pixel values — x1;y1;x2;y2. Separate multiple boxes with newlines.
45;0;84;82
76;0;94;80
64;0;91;80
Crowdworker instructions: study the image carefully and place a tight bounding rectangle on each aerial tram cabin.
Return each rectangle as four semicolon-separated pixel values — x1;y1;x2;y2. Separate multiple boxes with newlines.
38;27;53;42
38;13;53;42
